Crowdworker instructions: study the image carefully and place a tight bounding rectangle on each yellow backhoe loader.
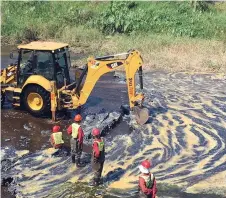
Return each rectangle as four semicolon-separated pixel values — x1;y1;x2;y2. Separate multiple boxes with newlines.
1;41;149;124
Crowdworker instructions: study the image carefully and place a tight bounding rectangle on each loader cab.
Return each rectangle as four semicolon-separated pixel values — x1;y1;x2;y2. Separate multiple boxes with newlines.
16;41;71;88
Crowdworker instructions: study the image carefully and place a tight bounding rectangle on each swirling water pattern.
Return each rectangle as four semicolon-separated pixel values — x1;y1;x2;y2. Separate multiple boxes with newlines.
1;72;226;197
108;72;226;195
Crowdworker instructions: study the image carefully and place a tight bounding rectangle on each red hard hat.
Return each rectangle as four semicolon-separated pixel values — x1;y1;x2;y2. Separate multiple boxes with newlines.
52;125;60;133
92;128;100;136
74;114;82;122
141;160;151;169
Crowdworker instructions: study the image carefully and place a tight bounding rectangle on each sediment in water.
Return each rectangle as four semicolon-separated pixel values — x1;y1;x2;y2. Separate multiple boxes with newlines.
1;72;226;197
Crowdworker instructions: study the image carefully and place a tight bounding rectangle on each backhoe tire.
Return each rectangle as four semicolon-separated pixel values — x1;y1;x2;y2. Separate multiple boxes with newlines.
23;85;50;117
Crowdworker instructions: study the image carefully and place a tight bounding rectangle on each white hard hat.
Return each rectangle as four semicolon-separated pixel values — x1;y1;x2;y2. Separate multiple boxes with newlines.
138;165;150;174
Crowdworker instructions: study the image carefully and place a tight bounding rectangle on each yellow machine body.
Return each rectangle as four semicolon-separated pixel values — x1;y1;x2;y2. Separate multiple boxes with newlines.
1;42;149;124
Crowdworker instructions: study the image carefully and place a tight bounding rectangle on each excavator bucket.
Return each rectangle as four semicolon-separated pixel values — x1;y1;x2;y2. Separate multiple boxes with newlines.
133;106;149;125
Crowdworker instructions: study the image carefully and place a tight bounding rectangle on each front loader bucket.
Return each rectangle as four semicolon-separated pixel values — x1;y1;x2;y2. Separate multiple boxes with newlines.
133;106;149;125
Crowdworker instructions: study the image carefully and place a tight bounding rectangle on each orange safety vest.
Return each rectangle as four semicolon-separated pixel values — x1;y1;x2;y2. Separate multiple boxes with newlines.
140;173;155;189
52;132;64;145
71;123;80;138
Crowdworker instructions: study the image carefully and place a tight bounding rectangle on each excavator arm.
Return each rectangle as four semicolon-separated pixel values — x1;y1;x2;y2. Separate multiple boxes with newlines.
74;49;149;124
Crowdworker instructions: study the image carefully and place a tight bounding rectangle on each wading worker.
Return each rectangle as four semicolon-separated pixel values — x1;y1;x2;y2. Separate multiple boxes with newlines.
138;160;157;198
67;114;85;167
50;125;64;149
90;128;105;186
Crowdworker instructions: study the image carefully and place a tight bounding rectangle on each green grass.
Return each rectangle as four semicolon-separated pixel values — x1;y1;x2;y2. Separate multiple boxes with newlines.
1;1;226;73
2;1;226;41
1;1;106;42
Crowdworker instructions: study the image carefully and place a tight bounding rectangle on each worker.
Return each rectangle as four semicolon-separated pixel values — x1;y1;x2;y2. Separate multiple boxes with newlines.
90;128;105;186
138;160;157;198
50;125;64;149
67;114;85;167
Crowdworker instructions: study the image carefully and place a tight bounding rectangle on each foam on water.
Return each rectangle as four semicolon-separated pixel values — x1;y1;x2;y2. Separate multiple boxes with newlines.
1;72;226;197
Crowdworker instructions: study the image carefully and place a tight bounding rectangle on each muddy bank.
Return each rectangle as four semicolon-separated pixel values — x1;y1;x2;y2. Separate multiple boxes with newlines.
3;35;226;73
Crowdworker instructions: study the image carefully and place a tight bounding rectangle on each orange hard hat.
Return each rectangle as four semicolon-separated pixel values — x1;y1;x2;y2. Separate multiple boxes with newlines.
52;125;60;133
74;114;82;122
141;160;151;169
92;128;100;136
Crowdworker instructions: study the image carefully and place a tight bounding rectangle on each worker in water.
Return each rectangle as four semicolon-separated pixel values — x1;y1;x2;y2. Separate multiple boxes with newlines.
50;125;64;149
67;114;85;167
138;160;157;198
90;128;105;186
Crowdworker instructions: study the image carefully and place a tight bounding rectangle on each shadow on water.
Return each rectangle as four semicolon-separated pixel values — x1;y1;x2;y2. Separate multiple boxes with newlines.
146;106;168;124
104;167;126;183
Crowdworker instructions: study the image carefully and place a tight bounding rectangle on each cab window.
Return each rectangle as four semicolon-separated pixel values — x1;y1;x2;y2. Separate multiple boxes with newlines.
55;50;70;87
18;50;34;85
35;51;54;80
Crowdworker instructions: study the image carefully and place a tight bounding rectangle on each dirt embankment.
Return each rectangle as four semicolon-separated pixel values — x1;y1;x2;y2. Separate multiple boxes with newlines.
2;34;226;74
76;35;226;73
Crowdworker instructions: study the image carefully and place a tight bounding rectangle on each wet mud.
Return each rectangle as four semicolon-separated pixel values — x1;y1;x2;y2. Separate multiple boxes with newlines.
1;48;226;197
1;68;130;197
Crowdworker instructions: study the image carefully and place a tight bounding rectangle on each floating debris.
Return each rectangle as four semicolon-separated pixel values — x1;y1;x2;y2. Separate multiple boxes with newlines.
4;139;11;142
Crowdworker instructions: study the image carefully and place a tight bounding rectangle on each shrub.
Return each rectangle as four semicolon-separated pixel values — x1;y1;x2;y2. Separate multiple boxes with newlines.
96;2;147;34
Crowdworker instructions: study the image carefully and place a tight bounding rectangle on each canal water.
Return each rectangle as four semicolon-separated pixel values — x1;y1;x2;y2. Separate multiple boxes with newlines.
1;46;226;198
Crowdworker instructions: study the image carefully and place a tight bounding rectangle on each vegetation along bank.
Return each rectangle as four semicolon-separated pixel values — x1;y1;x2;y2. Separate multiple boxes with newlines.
2;1;226;72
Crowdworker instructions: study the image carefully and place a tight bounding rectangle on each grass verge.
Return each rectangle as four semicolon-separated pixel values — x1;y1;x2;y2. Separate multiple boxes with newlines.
2;27;226;73
1;1;226;73
50;27;226;73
